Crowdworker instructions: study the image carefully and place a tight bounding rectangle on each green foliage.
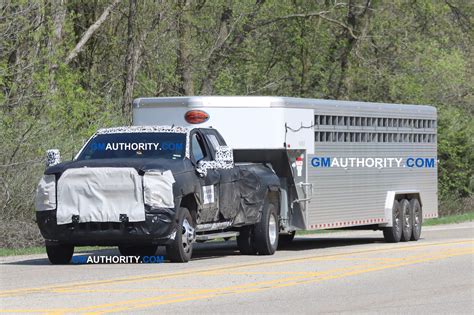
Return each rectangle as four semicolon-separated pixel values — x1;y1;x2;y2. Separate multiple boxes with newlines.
438;105;473;200
0;0;473;247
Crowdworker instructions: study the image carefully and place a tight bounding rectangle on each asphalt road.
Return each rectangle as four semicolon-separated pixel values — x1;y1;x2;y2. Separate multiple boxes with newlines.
1;223;473;314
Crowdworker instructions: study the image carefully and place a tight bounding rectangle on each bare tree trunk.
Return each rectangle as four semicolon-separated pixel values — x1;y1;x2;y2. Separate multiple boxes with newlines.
122;0;138;118
48;0;67;92
200;0;265;95
65;0;122;65
332;0;371;99
49;0;67;52
176;0;194;95
200;2;233;95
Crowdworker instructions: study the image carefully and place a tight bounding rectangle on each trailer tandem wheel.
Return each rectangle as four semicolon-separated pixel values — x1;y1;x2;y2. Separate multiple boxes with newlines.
400;199;413;242
383;200;403;243
410;198;423;241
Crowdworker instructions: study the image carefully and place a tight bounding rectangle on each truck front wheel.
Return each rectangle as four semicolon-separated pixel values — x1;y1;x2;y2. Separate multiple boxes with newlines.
254;201;279;255
166;208;195;263
46;244;74;264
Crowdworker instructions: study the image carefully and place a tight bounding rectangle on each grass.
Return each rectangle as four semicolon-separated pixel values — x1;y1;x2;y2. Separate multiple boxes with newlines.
424;211;474;226
0;246;114;257
1;212;472;257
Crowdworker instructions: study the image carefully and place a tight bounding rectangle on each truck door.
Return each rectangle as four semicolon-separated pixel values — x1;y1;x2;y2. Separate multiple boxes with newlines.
190;131;220;223
200;129;240;221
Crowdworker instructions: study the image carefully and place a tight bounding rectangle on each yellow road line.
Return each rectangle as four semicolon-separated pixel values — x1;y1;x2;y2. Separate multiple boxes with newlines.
0;239;472;299
71;248;474;314
0;240;474;297
1;246;472;314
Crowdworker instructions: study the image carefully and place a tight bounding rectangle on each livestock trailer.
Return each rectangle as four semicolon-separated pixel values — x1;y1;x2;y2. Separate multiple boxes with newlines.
133;96;438;242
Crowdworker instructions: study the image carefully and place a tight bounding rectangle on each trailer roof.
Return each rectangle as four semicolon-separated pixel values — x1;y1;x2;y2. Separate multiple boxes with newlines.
133;96;436;115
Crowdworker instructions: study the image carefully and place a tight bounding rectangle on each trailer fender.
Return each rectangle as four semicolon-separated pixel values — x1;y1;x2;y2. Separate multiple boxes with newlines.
381;190;422;227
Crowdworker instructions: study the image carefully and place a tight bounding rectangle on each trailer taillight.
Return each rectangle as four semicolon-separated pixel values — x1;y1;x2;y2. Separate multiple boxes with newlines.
184;110;209;124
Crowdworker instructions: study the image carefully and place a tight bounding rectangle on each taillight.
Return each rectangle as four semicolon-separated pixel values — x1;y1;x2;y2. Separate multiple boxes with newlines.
184;110;209;124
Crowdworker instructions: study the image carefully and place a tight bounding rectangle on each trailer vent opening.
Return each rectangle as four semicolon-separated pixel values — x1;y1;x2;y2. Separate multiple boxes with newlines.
185;110;209;124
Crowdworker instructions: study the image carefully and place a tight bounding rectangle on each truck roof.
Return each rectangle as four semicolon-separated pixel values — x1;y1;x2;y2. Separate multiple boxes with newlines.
96;125;189;135
133;96;436;115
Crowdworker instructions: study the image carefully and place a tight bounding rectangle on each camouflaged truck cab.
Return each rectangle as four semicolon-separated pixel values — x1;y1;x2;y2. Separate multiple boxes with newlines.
35;126;280;264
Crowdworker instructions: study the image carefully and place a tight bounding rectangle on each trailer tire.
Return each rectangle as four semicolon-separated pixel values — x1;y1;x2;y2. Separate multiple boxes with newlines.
166;208;195;263
237;226;256;255
46;244;74;265
383;200;403;243
400;199;413;242
410;199;422;241
254;200;279;255
118;245;158;257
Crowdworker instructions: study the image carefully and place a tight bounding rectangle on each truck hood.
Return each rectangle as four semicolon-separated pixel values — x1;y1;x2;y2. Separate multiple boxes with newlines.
44;158;193;177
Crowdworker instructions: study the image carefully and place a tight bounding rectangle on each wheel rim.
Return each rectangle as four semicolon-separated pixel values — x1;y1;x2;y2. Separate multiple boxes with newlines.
268;214;277;246
394;207;401;233
181;218;195;254
413;206;420;231
404;206;411;230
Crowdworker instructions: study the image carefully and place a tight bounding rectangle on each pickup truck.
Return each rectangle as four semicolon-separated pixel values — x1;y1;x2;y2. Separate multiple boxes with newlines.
35;126;280;264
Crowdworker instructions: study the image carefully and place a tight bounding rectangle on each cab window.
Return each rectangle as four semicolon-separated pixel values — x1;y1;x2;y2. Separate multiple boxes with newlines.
191;133;207;162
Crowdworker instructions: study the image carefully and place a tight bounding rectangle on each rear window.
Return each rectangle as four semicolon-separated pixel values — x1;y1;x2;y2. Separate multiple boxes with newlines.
77;133;186;160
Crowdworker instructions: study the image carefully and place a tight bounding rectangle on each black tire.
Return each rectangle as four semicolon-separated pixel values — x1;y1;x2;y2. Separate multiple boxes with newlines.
254;201;279;255
410;199;422;241
278;231;295;247
237;226;257;255
383;200;403;243
46;244;74;265
166;208;195;263
118;245;158;257
400;199;413;242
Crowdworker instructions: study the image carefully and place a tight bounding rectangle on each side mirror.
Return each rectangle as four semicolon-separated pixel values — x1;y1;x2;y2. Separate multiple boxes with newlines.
196;160;207;178
46;149;61;167
215;146;234;167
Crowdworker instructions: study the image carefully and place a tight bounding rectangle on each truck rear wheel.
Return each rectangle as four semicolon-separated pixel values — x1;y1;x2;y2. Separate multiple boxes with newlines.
383;200;403;243
254;201;279;255
400;199;413;242
46;244;74;264
278;231;296;247
118;245;158;257
237;226;256;255
166;208;195;263
410;199;422;241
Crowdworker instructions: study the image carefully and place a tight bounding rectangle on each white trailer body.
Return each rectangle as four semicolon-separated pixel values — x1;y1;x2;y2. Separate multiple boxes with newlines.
133;96;438;231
